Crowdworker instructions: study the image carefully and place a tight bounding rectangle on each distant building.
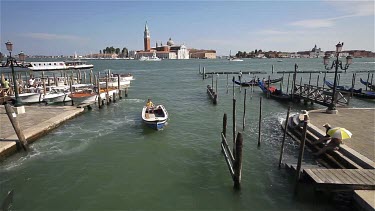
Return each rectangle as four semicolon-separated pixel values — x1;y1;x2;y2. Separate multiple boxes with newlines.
278;52;291;58
297;44;325;58
136;22;189;59
189;49;217;59
344;50;375;58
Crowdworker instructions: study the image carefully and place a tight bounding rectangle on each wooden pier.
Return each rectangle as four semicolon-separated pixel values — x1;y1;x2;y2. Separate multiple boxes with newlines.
303;168;375;191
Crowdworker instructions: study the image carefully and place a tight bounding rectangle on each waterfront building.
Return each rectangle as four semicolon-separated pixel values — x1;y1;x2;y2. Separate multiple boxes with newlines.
277;52;291;58
298;45;325;58
189;49;217;59
136;22;190;59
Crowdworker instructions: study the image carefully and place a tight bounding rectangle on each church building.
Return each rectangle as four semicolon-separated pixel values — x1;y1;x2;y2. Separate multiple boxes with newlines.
136;22;189;60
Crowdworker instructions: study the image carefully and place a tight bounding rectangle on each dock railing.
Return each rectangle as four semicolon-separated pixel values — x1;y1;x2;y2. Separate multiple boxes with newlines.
294;84;349;107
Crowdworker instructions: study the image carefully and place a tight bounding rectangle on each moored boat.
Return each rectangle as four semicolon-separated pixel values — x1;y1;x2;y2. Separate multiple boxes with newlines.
11;92;42;103
233;77;283;87
27;60;93;71
325;80;375;99
142;105;168;130
360;78;375;91
258;81;291;101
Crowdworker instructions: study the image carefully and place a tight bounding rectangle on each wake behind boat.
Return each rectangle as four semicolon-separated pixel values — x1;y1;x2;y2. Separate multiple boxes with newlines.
142;105;168;130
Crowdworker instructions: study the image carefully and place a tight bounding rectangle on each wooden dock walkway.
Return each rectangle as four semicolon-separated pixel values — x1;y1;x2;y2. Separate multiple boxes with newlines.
304;169;375;191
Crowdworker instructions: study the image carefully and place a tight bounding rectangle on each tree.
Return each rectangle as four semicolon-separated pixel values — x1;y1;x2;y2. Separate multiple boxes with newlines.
115;48;120;55
99;50;102;54
122;47;128;57
255;49;258;54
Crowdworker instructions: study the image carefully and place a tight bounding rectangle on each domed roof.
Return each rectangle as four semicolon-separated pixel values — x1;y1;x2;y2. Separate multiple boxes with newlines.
167;38;174;46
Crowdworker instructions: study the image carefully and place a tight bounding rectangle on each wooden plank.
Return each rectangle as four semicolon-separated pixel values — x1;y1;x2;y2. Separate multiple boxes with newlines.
360;170;375;182
332;169;357;184
344;170;371;185
323;169;343;184
356;169;375;184
341;170;367;185
312;169;333;183
342;169;368;184
314;169;336;183
304;169;324;183
348;170;374;184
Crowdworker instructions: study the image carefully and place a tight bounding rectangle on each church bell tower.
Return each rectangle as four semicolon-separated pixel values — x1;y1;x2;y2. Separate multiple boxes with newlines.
144;22;151;51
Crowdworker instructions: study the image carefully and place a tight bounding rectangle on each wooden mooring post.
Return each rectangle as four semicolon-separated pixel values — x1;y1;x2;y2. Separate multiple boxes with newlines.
106;73;109;105
233;133;243;189
232;76;235;97
286;73;291;94
125;87;128;97
258;97;262;147
220;113;243;190
278;106;291;169
97;77;102;109
226;74;229;94
118;74;122;99
232;98;236;155
4;104;28;151
366;73;370;91
291;64;298;101
294;114;309;194
242;89;247;131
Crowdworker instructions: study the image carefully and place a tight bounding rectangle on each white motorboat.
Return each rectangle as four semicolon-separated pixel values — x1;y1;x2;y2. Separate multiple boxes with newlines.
43;86;71;103
99;74;133;88
11;92;42;103
228;50;243;62
142;105;168;130
229;58;243;62
139;52;161;61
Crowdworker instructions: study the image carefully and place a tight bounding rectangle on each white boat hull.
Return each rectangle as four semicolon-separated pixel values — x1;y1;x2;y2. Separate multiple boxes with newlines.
44;93;71;103
141;105;168;130
11;93;42;103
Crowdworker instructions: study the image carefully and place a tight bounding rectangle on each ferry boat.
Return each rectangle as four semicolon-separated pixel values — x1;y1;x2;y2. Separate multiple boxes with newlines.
28;60;94;71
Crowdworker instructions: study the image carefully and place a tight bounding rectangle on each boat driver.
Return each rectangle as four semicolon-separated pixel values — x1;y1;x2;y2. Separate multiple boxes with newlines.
146;99;154;113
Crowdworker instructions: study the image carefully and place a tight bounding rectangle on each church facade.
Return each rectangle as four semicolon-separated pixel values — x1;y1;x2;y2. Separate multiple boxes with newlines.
136;22;189;60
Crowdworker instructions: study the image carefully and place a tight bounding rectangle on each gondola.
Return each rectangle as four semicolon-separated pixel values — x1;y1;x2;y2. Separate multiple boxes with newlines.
325;80;375;99
232;77;283;87
360;78;375;91
324;80;362;93
258;81;291;101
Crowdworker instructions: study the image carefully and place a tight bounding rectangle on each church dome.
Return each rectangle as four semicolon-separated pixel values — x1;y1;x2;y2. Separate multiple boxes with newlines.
167;38;174;46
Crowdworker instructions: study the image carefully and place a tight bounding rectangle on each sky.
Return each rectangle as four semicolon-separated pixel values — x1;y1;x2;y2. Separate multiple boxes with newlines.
1;0;374;56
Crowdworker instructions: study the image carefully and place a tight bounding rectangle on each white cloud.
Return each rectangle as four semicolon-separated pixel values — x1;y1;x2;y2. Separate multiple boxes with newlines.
290;1;374;29
23;33;85;41
289;19;334;28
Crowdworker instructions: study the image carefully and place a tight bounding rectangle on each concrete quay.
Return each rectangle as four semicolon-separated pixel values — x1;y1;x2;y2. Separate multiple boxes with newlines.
0;105;84;160
289;108;375;211
307;108;375;163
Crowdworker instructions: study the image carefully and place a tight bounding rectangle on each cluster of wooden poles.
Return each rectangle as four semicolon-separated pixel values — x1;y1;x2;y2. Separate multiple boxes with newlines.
220;88;265;190
219;88;311;194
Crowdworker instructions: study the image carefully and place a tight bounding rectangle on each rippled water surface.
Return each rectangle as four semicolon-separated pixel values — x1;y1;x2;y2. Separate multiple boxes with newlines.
1;58;374;210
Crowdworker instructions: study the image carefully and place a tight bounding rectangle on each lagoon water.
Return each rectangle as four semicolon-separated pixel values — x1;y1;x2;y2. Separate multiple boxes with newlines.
0;58;374;210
